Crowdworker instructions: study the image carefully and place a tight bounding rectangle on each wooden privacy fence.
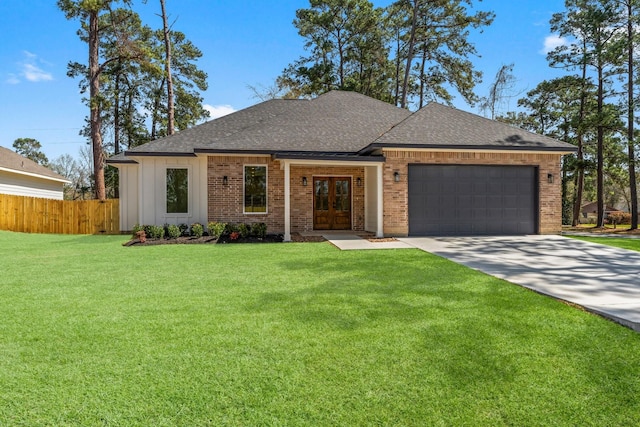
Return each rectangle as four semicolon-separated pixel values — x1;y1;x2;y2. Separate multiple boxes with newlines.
0;194;120;235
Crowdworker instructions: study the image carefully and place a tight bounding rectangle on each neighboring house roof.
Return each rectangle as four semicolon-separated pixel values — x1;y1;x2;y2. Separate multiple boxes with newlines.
581;202;620;214
0;146;69;183
109;90;576;164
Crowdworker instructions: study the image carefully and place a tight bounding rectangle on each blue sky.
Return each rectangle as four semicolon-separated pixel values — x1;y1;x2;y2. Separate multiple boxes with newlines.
0;0;568;161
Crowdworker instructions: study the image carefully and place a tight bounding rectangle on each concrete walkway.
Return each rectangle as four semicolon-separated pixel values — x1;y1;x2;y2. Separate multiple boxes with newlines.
399;235;640;331
323;233;414;250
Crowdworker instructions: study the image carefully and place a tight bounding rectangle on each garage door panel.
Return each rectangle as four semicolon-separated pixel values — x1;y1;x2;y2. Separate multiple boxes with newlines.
408;165;537;236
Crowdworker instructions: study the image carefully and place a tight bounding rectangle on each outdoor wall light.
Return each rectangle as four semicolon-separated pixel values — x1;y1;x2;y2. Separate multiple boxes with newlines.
302;176;308;186
356;177;362;187
222;175;228;185
394;171;400;182
547;173;554;184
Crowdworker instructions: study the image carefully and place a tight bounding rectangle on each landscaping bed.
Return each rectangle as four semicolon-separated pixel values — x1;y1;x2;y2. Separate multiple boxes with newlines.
124;234;284;246
563;225;640;235
123;221;287;246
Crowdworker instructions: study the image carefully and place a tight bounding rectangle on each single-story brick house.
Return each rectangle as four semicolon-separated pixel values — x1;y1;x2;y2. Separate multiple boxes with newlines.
0;146;70;200
108;91;576;240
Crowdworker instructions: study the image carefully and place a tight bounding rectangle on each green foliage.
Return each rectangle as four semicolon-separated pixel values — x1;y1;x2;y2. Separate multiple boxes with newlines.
131;223;144;237
278;0;393;102
225;223;239;234
238;223;250;238
59;0;209;161
12;138;49;166
166;224;181;239
190;223;204;238
178;223;189;237
207;222;226;239
147;225;165;239
251;222;268;238
279;0;494;107
142;225;154;237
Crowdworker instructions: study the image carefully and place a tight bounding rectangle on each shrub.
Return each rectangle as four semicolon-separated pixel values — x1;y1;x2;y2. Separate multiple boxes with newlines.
178;223;189;237
207;222;226;239
238;223;250;238
251;222;267;238
147;225;165;239
225;223;239;234
191;223;204;238
143;225;154;238
607;211;631;226
166;224;180;239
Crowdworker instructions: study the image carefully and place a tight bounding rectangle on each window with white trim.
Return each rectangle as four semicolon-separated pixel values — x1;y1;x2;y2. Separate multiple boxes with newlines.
166;168;189;214
244;165;267;213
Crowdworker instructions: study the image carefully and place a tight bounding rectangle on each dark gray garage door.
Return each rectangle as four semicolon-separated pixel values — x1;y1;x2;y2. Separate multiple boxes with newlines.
408;165;537;236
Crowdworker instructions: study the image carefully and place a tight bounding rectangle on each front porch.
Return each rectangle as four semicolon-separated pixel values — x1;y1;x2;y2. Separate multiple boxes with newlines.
279;157;385;241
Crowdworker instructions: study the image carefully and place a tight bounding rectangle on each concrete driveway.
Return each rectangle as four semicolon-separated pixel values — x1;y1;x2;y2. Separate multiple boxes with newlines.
399;235;640;331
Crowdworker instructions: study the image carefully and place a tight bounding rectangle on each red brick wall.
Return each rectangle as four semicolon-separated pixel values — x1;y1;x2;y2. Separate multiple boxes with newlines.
207;151;563;236
207;156;365;233
382;150;563;235
207;156;285;232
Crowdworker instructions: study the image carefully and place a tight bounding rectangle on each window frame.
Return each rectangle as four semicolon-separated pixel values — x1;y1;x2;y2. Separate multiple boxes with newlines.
164;166;191;216
243;164;268;214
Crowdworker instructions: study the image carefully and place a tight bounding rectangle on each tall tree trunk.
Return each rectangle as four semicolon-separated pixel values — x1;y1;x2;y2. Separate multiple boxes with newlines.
418;43;427;109
89;9;106;200
160;0;175;135
596;60;605;227
337;34;345;88
394;29;401;106
114;68;120;155
400;0;419;109
627;0;638;229
150;78;165;140
572;54;588;227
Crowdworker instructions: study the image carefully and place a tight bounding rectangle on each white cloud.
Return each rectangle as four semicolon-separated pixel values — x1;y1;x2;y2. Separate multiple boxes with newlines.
541;34;568;54
22;63;53;82
7;51;54;83
203;104;236;120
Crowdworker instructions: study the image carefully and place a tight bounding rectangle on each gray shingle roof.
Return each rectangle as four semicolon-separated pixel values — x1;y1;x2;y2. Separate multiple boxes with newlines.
368;102;575;152
122;91;411;157
0;146;69;182
109;91;575;164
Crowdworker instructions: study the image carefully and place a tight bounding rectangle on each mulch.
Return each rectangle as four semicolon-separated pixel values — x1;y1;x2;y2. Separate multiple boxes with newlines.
123;234;285;246
123;233;329;246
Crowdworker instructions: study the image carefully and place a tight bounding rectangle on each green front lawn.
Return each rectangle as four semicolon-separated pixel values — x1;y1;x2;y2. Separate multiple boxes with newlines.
1;231;640;425
569;235;640;252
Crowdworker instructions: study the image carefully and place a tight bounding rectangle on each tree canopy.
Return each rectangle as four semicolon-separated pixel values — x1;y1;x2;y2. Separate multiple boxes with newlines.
278;0;494;108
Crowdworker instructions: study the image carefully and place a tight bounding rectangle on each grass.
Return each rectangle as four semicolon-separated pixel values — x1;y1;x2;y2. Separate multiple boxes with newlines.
569;235;640;252
1;231;640;426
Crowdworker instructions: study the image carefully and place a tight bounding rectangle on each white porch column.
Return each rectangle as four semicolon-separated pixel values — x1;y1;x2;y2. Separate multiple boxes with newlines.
376;163;384;238
284;160;291;242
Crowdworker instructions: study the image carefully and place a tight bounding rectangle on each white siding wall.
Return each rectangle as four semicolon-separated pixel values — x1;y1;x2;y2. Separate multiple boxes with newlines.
134;156;208;228
0;170;65;200
117;164;139;231
364;165;378;232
